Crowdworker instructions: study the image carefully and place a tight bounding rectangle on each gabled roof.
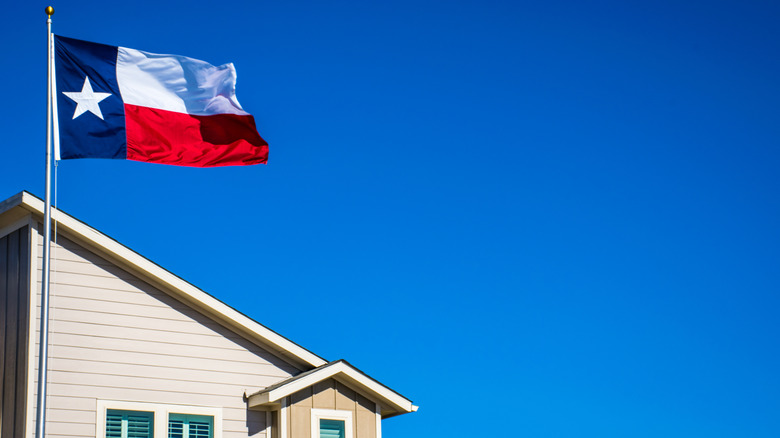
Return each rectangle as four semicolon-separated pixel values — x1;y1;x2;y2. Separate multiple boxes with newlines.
248;360;418;418
0;191;327;370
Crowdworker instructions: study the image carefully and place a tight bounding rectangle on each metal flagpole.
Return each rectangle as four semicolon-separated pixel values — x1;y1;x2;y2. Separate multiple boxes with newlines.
36;6;55;438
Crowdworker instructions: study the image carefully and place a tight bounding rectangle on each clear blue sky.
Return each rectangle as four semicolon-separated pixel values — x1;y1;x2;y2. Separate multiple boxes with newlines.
3;1;780;436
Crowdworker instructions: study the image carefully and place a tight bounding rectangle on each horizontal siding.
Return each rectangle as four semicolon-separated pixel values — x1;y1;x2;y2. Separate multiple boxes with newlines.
39;421;93;436
44;345;288;377
47;370;251;397
45;382;245;407
37;396;254;424
42;281;180;308
53;294;214;322
42;270;165;295
46;357;284;384
47;333;288;368
43;319;266;352
30;233;300;438
42;408;96;424
48;307;229;336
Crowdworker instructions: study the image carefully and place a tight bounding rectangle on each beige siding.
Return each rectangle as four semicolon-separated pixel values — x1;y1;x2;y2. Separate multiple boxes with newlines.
30;231;302;438
286;379;376;438
1;226;31;438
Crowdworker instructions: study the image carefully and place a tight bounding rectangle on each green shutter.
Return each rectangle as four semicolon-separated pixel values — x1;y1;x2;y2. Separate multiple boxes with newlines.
168;414;213;438
105;412;124;438
187;420;211;438
319;419;345;438
128;414;154;438
168;419;184;438
106;410;154;438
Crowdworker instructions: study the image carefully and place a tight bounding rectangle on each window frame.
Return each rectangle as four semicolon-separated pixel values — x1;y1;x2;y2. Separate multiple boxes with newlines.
105;408;155;438
310;409;353;438
96;400;222;438
168;412;215;438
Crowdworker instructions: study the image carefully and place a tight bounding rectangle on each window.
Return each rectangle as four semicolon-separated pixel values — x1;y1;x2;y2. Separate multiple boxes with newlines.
105;410;154;438
97;401;222;438
310;409;353;438
319;419;346;438
168;414;214;438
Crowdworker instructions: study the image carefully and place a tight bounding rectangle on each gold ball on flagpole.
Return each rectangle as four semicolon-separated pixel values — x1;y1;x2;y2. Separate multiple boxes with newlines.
45;6;55;16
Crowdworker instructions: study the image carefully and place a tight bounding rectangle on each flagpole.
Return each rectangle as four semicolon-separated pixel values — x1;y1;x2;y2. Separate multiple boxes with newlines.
36;6;55;438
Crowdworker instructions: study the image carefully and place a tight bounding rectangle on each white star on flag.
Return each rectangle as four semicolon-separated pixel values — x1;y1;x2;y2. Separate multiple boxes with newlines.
63;77;112;120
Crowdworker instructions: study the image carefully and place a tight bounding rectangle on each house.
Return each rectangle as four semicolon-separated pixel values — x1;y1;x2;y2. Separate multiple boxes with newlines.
0;191;416;438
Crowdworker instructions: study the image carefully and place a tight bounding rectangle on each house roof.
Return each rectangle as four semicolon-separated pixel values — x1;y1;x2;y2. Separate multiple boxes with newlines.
248;359;418;418
0;191;327;370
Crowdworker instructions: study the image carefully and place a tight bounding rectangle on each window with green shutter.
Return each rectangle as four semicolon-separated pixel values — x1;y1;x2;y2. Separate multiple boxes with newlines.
106;410;154;438
168;414;213;438
319;419;346;438
310;409;353;438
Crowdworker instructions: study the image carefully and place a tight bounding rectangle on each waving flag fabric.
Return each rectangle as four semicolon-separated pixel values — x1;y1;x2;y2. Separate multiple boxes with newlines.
54;35;268;167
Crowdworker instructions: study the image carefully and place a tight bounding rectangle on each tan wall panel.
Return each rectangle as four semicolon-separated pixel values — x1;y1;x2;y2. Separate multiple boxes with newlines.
335;381;356;411
356;393;375;413
357;408;376;438
335;382;357;433
288;380;377;438
312;380;336;409
291;387;312;407
289;406;311;438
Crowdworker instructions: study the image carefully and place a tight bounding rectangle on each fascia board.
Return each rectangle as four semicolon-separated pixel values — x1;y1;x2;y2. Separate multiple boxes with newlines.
249;362;414;414
18;192;326;369
0;191;24;215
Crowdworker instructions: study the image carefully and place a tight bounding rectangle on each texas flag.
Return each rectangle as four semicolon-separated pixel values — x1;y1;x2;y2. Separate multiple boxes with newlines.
54;35;268;167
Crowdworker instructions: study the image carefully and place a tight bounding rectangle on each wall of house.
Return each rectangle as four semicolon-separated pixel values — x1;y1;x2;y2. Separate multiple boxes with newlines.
286;379;377;438
30;229;304;438
0;226;30;438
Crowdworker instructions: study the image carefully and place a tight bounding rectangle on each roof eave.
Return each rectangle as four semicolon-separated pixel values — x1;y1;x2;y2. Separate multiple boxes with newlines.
248;360;417;418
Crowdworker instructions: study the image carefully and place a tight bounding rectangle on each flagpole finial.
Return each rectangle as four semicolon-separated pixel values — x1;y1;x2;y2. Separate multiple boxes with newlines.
45;6;54;16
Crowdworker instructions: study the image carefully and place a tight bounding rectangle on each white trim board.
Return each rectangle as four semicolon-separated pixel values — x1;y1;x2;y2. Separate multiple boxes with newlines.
280;398;288;438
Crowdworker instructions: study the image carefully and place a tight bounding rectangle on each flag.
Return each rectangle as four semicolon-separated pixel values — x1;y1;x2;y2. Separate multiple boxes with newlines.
53;35;268;167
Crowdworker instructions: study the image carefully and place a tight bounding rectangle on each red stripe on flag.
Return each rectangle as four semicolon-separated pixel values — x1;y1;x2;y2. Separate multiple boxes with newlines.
125;104;268;167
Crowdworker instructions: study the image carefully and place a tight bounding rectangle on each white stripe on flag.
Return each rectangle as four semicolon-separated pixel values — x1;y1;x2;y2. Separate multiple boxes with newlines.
116;47;248;116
